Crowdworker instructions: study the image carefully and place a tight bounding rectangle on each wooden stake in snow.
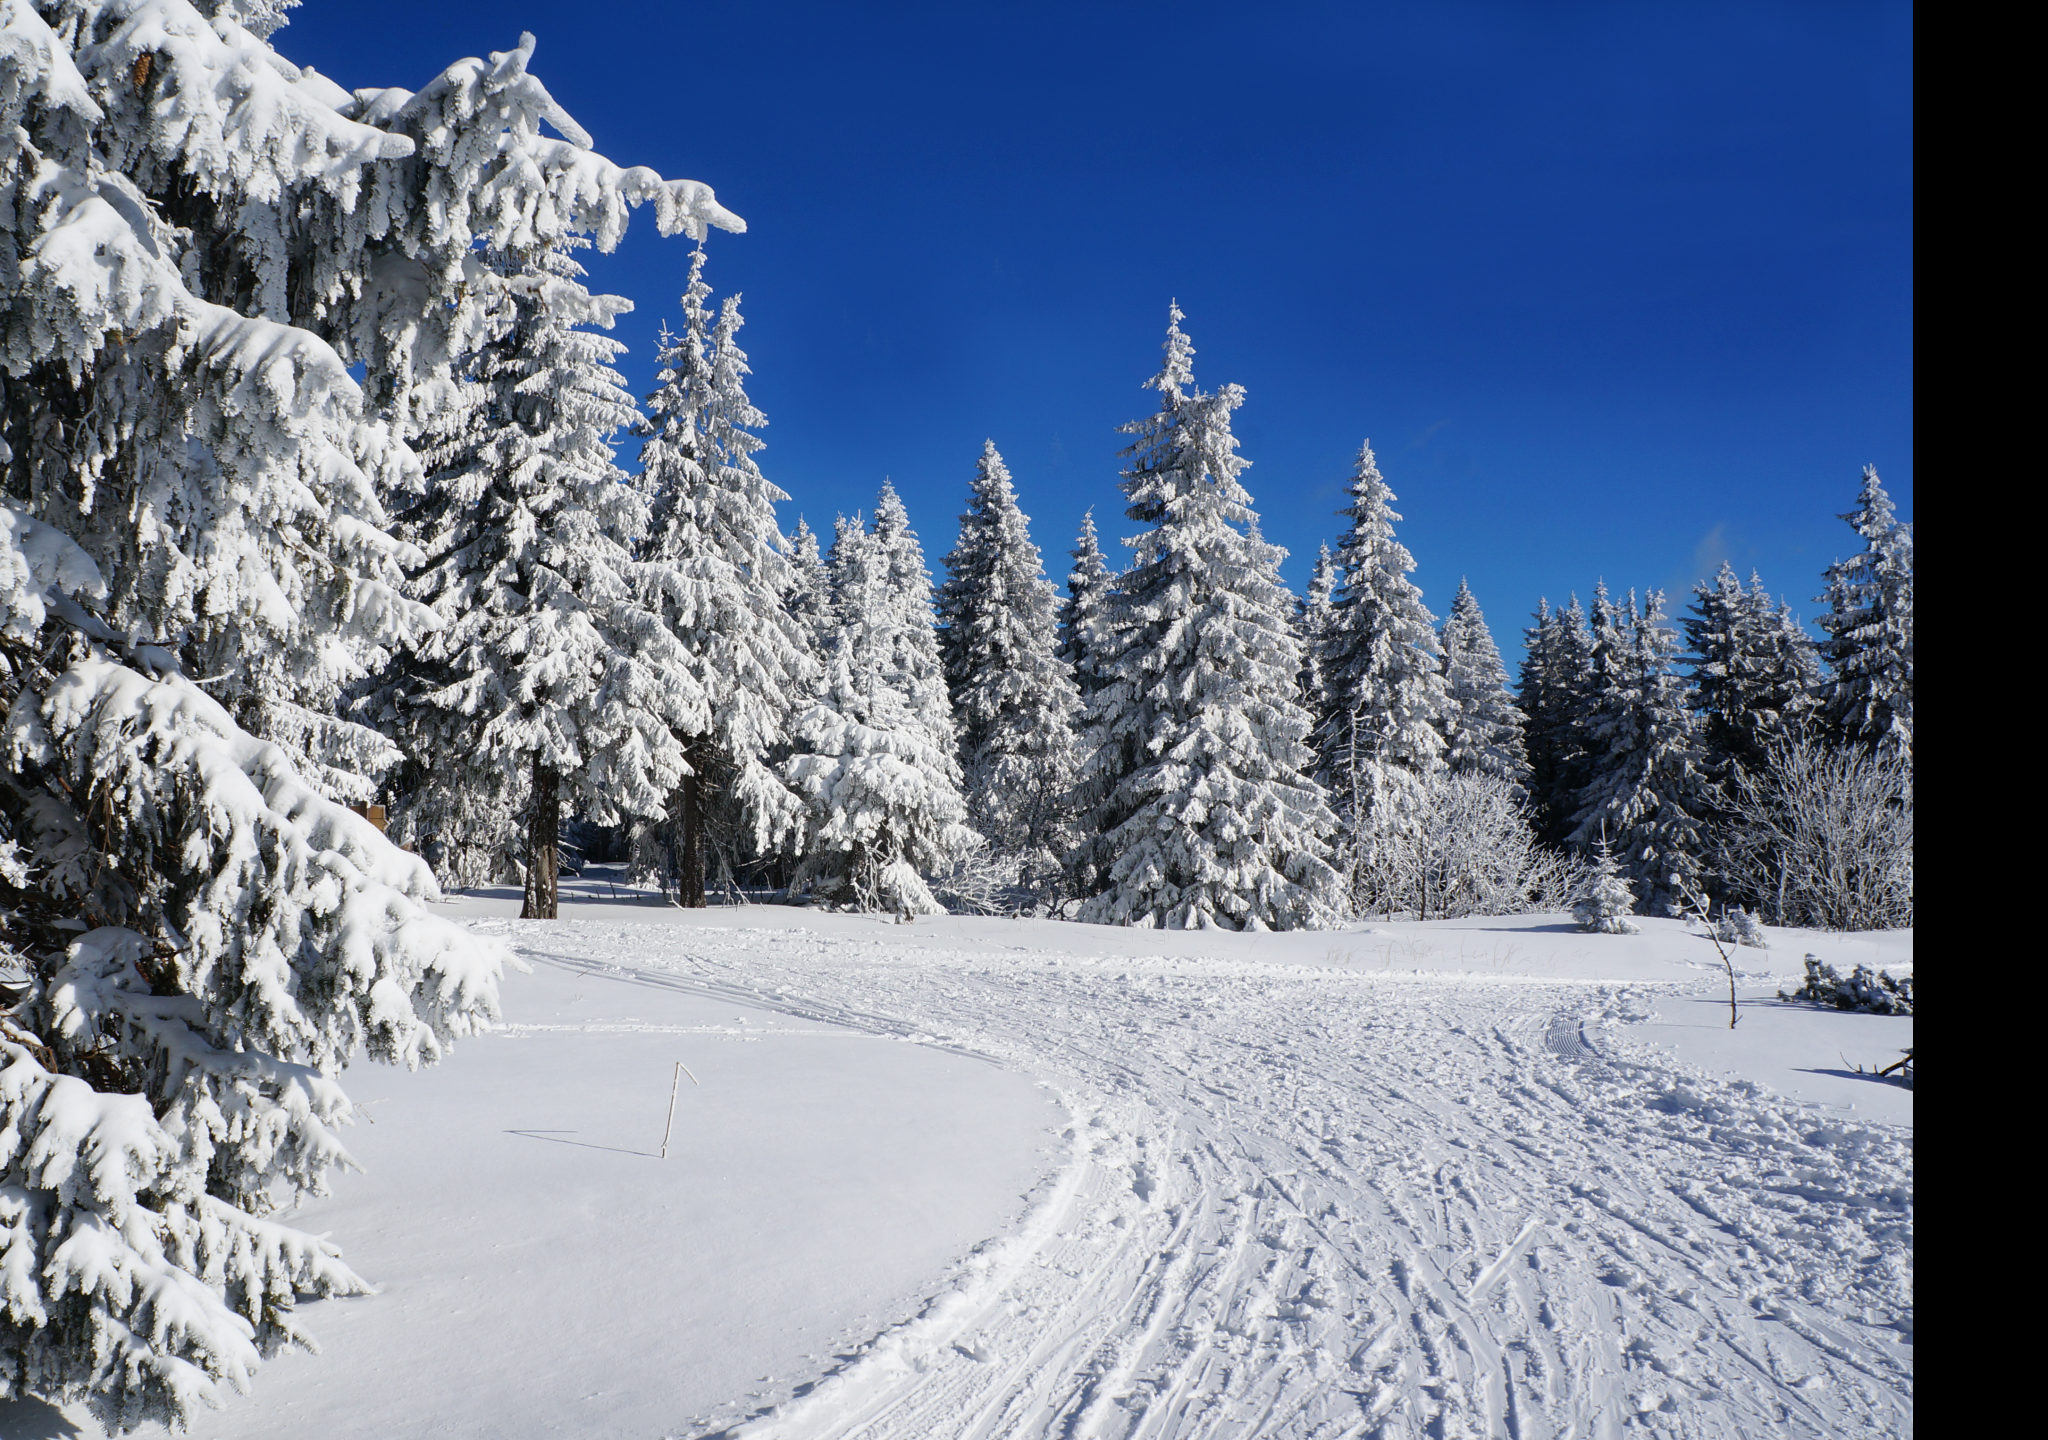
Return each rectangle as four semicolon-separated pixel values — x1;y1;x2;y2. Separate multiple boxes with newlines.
658;1060;699;1159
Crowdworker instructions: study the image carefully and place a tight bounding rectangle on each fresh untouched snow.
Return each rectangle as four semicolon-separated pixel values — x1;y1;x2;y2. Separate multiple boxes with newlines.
40;880;1910;1440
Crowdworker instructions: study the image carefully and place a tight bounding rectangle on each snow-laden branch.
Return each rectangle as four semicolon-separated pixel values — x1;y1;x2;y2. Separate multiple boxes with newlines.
23;659;508;1066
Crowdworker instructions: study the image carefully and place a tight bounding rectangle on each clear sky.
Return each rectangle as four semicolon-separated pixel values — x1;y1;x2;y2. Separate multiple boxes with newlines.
285;0;1912;655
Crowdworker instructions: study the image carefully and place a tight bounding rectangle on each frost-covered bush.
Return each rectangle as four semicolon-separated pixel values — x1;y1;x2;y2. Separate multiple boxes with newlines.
1717;736;1913;931
1572;840;1640;934
2;0;733;1423
929;835;1039;916
1360;769;1572;920
1779;955;1913;1016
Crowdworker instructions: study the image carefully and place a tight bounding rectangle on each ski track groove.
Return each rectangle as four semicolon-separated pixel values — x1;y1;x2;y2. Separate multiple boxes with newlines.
498;926;1912;1440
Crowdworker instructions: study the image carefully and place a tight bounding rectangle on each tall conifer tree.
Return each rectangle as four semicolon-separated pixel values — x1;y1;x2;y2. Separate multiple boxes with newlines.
1072;306;1338;930
383;242;702;914
1519;595;1594;845
0;19;734;1418
1683;563;1821;775
1815;467;1913;757
1058;508;1115;708
1568;587;1708;912
1295;542;1339;725
1313;442;1449;906
784;518;835;662
784;494;974;912
936;443;1082;862
634;252;813;903
1438;579;1529;784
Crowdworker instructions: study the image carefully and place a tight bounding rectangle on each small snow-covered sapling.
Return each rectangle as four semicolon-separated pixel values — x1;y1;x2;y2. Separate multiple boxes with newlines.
1572;838;1640;934
1670;873;1739;1030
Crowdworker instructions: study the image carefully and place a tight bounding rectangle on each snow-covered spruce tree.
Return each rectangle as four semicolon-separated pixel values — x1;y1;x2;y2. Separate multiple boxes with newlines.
1437;578;1528;785
936;442;1081;875
1682;563;1822;775
784;518;836;665
1572;836;1641;934
1518;601;1562;831
1294;541;1338;726
1057;507;1115;710
3;13;740;805
1567;587;1709;914
1518;596;1594;845
4;9;735;1424
1070;305;1339;930
784;500;975;914
1815;466;1913;758
374;241;704;917
1312;442;1449;915
630;250;811;904
871;483;957;754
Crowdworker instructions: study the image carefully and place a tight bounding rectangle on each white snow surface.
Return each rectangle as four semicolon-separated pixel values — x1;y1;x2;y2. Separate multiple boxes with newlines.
33;880;1911;1440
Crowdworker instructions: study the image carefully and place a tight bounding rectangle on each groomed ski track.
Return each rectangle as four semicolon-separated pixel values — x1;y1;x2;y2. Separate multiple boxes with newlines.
501;919;1912;1440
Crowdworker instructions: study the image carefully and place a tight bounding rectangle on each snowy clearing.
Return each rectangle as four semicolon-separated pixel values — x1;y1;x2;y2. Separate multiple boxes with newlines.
34;879;1910;1440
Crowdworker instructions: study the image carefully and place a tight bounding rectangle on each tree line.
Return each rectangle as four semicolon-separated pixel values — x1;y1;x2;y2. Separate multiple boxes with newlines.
388;269;1908;936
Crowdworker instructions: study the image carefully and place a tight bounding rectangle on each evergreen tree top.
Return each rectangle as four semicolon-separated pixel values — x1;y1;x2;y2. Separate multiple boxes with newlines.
939;440;1059;662
1068;507;1110;588
790;516;824;566
1327;443;1431;621
1442;578;1500;657
942;441;1035;579
707;292;773;471
1059;507;1115;689
1842;464;1903;542
1117;304;1257;534
1147;299;1199;402
1306;542;1339;607
873;481;936;601
1815;466;1912;755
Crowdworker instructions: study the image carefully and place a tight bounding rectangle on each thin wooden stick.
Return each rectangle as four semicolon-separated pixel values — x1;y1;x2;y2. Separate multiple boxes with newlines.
658;1061;701;1159
659;1063;682;1159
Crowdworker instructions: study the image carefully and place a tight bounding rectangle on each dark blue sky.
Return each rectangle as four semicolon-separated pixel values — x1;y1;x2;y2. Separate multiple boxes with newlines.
286;1;1912;653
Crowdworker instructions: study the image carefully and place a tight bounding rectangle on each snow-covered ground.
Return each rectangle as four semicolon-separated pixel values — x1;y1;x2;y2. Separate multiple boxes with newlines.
27;874;1911;1440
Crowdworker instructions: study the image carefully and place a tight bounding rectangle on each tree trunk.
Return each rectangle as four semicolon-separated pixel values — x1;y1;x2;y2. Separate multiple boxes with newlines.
676;737;713;908
678;770;705;908
522;754;560;920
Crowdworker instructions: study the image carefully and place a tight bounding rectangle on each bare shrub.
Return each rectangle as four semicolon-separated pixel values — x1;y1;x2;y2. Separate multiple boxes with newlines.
1718;736;1913;931
933;838;1068;916
1355;771;1576;920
